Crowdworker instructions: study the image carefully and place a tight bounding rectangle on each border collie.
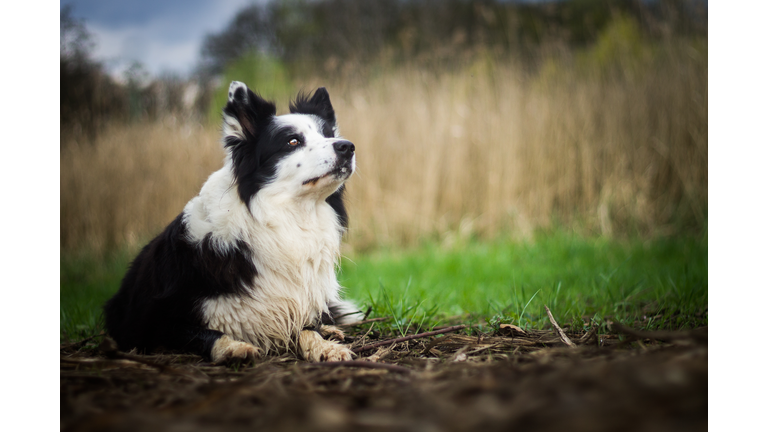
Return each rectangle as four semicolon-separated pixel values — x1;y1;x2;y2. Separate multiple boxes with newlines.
104;82;363;363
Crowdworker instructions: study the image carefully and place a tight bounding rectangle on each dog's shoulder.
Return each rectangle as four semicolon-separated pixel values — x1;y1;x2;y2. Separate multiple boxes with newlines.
120;210;258;301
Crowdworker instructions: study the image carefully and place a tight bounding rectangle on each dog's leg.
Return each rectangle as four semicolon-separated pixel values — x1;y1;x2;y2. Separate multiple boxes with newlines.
170;328;262;364
210;335;262;364
298;330;353;362
318;325;345;341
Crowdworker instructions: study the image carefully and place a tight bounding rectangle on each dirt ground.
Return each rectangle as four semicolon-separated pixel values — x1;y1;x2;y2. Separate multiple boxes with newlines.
61;324;707;432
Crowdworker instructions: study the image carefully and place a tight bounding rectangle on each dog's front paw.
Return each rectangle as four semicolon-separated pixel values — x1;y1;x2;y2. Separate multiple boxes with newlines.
316;342;354;362
299;330;353;362
211;335;262;364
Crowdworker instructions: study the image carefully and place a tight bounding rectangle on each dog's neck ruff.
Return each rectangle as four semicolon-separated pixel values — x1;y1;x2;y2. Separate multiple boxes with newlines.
183;160;345;353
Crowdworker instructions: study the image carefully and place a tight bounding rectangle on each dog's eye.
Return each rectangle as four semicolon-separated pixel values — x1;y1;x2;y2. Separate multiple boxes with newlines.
288;138;300;146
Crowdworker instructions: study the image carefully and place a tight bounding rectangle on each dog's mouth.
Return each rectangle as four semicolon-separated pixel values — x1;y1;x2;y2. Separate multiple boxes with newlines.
302;162;353;186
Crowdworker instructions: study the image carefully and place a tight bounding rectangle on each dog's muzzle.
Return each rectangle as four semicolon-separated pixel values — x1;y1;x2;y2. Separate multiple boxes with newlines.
333;140;355;160
302;140;356;186
332;140;355;177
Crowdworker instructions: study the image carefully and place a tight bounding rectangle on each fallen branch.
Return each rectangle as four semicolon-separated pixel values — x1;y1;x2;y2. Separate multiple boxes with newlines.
466;344;500;356
60;357;154;369
60;332;105;351
545;306;575;348
305;360;412;374
609;321;708;344
337;317;391;328
419;337;444;357
353;325;466;354
98;337;208;381
364;346;394;363
578;326;600;345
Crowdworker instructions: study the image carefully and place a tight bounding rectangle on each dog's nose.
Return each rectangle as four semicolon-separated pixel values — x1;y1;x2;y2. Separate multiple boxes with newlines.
333;140;355;157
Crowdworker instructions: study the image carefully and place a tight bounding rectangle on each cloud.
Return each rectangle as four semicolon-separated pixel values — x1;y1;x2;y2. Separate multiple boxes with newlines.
88;21;200;78
70;0;259;78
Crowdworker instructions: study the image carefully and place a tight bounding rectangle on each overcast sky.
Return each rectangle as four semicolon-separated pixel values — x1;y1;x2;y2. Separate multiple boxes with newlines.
62;0;565;80
62;0;264;78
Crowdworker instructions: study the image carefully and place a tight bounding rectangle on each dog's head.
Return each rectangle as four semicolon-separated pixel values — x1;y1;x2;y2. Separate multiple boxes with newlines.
221;81;355;206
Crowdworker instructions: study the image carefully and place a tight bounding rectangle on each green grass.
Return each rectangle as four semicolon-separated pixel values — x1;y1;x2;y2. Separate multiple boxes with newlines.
60;232;707;342
60;248;138;342
339;232;707;335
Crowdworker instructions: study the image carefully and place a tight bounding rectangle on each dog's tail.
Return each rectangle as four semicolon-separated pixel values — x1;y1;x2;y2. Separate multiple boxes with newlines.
325;299;365;325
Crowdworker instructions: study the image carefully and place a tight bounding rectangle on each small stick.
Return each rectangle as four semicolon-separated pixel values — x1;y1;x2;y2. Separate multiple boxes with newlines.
60;357;148;367
609;321;707;343
352;324;467;354
349;323;377;350
305;360;412;374
466;343;500;356
60;333;105;350
579;326;599;345
98;337;207;380
419;337;444;357
334;311;364;320
545;306;575;348
337;317;391;328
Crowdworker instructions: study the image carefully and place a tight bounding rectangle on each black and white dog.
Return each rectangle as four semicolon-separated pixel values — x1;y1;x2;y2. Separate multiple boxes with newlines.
104;82;362;363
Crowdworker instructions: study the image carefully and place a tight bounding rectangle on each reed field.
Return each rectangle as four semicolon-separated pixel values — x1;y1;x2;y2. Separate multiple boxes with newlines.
60;34;707;339
59;6;709;431
60;38;707;253
334;47;707;249
61;120;223;252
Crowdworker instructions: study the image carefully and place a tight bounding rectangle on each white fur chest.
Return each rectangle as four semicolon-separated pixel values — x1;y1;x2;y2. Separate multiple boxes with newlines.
184;165;345;353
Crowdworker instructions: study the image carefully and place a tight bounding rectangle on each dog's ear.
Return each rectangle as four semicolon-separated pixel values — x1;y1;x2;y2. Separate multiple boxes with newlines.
221;82;277;206
222;81;276;142
290;87;337;137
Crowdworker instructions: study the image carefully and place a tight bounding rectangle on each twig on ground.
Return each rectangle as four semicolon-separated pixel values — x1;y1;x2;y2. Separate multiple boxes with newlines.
305;360;412;374
98;337;208;381
609;321;708;344
420;337;445;357
334;311;366;321
60;357;155;370
545;306;575;348
337;316;391;327
466;344;500;356
352;325;467;354
60;332;105;351
579;326;599;345
349;323;377;350
364;346;394;363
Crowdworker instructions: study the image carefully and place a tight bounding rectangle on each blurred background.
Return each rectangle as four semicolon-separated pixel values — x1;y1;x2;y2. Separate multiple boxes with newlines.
60;0;708;255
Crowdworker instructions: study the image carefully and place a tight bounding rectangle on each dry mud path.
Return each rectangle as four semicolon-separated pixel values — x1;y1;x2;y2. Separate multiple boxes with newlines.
61;325;707;432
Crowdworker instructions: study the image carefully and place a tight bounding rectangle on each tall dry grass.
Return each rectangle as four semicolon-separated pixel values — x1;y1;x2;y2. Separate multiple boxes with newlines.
329;45;707;249
61;40;707;253
60;119;224;251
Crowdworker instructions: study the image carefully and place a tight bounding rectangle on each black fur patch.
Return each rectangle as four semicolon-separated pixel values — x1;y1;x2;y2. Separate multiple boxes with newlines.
222;88;283;205
322;302;359;325
104;214;257;358
290;87;337;138
325;184;349;229
320;311;335;326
